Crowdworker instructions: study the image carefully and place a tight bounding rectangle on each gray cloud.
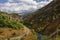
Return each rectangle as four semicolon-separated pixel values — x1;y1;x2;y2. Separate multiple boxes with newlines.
0;0;53;14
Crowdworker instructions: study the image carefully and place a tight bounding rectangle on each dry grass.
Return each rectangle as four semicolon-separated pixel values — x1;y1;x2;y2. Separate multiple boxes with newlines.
22;30;37;40
0;27;25;39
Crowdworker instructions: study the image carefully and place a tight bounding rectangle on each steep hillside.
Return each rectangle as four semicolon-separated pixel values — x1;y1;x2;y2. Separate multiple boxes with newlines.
24;0;60;35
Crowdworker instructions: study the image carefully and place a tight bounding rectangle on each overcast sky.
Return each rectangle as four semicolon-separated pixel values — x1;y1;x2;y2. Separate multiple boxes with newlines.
0;0;53;14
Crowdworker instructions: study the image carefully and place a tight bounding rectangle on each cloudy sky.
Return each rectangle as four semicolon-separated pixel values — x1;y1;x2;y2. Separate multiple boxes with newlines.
0;0;53;14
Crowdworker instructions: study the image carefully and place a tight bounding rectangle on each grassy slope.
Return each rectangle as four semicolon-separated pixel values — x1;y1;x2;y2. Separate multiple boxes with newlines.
0;12;24;29
0;12;38;40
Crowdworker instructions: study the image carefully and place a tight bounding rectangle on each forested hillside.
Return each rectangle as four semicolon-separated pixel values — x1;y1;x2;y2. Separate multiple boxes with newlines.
24;0;60;35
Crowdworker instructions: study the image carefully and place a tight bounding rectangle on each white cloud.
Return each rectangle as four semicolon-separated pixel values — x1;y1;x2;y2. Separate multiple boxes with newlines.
0;0;53;14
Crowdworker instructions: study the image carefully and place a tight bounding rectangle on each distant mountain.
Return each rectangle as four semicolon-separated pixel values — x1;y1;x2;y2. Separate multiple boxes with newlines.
24;0;60;35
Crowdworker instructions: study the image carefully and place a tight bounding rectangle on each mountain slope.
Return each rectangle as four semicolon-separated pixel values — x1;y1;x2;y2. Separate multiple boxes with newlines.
24;0;60;35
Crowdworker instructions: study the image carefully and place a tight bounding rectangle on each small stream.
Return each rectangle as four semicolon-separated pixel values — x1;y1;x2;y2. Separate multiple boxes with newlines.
36;32;45;40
